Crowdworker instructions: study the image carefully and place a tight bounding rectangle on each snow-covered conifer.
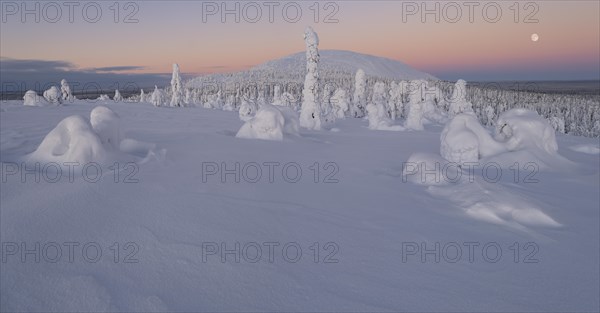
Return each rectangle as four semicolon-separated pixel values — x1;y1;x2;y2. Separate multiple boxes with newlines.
170;63;184;107
404;83;424;130
60;79;74;102
299;26;322;130
139;89;146;103
43;86;62;104
114;90;123;102
352;69;367;118
151;86;165;107
331;88;349;119
448;79;473;116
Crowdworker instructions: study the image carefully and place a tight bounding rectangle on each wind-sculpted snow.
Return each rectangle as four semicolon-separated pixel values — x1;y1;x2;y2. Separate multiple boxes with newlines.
404;153;562;228
407;109;582;229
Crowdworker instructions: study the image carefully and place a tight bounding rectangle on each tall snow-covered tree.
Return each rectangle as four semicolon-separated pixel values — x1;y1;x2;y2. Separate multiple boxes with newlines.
299;26;322;130
60;79;74;102
170;63;184;107
352;69;367;118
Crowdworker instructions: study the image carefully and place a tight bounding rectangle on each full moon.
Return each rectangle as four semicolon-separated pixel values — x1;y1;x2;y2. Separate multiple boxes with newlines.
531;33;539;42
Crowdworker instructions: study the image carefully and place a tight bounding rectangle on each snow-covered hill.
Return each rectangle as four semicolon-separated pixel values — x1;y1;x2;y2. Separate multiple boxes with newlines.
187;50;436;88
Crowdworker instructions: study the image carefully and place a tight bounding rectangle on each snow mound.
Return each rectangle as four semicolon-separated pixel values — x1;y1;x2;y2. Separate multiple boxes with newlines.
27;115;108;164
23;90;48;106
495;109;558;155
90;106;121;149
236;104;299;141
440;113;505;164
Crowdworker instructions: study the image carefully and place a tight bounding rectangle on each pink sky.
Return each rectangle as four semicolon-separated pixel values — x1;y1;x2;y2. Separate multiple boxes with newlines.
1;1;598;80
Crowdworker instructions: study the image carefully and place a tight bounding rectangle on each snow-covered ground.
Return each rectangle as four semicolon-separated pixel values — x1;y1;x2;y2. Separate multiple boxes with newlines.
1;100;599;312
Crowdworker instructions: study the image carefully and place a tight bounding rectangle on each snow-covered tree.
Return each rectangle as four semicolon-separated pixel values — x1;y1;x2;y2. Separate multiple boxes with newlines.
170;63;184;107
272;85;284;106
151;86;166;107
331;88;349;119
139;89;146;103
483;105;496;126
548;116;566;134
23;90;48;106
43;86;62;104
366;81;397;130
114;90;123;102
352;69;367;118
388;81;403;120
223;94;235;111
299;26;322;130
448;79;473;116
239;98;258;121
404;84;424;130
281;92;298;110
184;89;192;106
60;79;74;102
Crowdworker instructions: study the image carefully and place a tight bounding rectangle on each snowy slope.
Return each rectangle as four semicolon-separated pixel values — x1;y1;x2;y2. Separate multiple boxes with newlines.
1;100;599;312
188;50;436;88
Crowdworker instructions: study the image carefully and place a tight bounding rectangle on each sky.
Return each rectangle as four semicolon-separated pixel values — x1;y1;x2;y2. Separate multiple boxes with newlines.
1;0;599;89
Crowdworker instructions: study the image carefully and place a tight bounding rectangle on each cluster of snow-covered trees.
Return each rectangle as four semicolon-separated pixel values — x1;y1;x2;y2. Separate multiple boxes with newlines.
154;71;600;137
23;79;75;106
